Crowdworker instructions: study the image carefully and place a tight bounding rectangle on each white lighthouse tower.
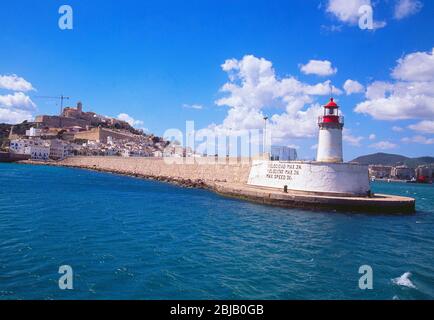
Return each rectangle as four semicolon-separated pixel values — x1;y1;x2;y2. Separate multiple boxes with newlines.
316;98;344;163
248;96;374;198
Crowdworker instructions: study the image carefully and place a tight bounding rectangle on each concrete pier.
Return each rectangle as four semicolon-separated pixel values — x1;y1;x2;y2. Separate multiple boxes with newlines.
213;183;416;214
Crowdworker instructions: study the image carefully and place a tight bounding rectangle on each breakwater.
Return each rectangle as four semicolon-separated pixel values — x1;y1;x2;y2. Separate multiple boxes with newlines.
23;156;252;188
20;156;415;213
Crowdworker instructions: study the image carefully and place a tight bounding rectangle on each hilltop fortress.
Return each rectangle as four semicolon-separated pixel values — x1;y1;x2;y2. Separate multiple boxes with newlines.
35;102;131;130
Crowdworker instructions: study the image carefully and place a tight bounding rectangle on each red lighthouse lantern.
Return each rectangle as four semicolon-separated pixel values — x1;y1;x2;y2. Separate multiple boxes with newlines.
319;98;343;125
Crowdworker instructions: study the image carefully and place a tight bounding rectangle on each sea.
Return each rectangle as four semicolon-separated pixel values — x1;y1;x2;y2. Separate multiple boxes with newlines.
0;163;433;300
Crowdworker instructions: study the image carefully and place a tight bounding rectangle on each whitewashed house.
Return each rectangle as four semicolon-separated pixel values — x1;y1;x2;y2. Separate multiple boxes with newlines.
49;139;68;160
25;144;50;161
25;127;42;137
9;139;28;154
11;138;50;160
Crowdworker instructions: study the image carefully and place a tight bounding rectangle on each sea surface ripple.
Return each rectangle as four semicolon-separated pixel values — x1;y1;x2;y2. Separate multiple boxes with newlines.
0;163;433;300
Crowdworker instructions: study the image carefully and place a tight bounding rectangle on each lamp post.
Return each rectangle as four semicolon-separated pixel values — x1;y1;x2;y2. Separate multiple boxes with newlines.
227;128;232;159
263;116;268;158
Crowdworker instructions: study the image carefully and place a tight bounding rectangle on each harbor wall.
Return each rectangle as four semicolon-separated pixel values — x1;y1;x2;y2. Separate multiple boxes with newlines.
56;156;252;185
21;156;415;213
47;157;370;196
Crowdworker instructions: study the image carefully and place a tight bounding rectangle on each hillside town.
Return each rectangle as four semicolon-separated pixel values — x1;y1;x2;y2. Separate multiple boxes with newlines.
2;100;302;163
4;102;196;161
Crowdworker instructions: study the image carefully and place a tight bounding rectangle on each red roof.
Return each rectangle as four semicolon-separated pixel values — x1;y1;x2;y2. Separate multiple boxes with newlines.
325;98;338;108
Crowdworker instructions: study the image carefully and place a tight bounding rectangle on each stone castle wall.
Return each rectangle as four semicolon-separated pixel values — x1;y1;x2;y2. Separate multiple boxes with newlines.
73;128;101;142
73;128;138;143
35;115;90;128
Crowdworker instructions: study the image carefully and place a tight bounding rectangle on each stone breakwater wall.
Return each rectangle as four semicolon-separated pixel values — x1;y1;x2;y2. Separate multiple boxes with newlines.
21;156;415;213
55;156;252;187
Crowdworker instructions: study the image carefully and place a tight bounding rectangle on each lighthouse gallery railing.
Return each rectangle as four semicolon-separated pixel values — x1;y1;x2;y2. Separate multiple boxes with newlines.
318;116;344;124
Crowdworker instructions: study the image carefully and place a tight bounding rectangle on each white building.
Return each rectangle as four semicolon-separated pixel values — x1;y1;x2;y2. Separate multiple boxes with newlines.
10;139;29;154
271;146;297;161
153;150;163;158
122;149;133;157
163;143;185;158
10;138;50;160
49;139;68;160
107;136;114;145
25;127;42;137
122;149;146;158
25;144;50;160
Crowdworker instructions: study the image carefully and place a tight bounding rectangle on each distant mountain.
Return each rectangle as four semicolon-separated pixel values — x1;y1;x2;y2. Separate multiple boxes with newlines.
351;153;434;168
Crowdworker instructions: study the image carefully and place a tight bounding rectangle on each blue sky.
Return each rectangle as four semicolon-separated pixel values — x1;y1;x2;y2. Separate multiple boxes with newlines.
0;0;433;160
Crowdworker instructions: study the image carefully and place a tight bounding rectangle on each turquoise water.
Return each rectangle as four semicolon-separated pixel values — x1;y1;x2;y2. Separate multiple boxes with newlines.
0;163;433;300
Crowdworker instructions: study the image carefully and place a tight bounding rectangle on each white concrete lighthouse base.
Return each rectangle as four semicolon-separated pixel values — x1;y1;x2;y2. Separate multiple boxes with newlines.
317;128;343;163
248;160;370;196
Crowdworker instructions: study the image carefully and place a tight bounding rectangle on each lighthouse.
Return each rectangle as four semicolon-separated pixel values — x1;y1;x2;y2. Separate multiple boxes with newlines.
316;98;344;163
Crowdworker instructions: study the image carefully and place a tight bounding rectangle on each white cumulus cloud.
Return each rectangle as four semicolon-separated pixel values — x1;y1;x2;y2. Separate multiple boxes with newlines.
343;79;364;95
300;59;337;76
209;55;346;143
325;0;386;29
326;0;371;24
0;108;33;124
408;120;434;134
117;113;145;128
402;135;434;145
392;48;434;82
355;48;434;120
369;141;398;150
0;92;36;124
394;0;423;20
0;74;35;92
343;128;364;146
0;92;36;110
182;103;203;110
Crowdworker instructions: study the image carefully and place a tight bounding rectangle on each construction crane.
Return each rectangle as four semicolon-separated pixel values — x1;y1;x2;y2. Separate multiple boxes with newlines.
32;95;70;116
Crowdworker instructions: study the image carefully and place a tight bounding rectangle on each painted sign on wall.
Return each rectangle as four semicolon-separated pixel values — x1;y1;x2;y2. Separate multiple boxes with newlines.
248;160;370;196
